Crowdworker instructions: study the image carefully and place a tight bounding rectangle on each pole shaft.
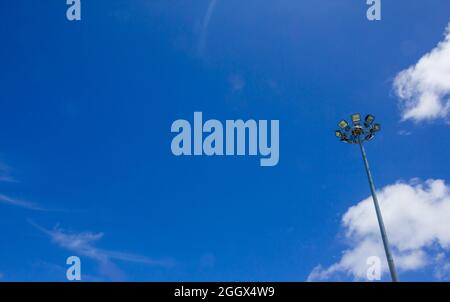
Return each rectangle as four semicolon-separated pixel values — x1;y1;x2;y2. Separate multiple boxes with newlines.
358;141;399;282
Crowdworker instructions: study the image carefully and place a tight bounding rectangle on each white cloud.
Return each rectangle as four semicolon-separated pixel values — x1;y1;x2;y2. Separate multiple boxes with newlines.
0;194;44;211
0;161;46;210
308;179;450;281
30;221;172;266
198;0;218;56
0;161;16;183
433;252;450;280
397;129;412;136
394;23;450;122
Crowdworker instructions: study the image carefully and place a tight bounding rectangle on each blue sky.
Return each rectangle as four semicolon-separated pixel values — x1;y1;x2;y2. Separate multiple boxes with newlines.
0;0;450;281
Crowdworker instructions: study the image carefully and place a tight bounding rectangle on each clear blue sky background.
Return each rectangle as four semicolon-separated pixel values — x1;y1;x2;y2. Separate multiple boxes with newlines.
0;0;449;281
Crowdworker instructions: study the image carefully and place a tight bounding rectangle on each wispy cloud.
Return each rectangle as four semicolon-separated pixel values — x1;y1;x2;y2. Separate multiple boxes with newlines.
0;161;16;183
308;179;450;281
0;161;46;211
394;23;450;122
397;129;412;136
0;194;45;211
30;221;174;280
198;0;218;56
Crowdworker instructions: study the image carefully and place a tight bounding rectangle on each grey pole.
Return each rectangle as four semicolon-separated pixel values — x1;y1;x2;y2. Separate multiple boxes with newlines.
358;139;399;282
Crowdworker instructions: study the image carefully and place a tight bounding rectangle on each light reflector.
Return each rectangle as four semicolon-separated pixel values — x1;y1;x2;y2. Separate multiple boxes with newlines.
365;114;375;124
372;123;381;132
338;120;349;129
351;113;361;124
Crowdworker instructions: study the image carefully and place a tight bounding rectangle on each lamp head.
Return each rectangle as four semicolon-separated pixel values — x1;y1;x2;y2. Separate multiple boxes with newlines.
372;123;381;132
338;120;350;130
335;113;380;144
351;113;361;125
365;114;375;125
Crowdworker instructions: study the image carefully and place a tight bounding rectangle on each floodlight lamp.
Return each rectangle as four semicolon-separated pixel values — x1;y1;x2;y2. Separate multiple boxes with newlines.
338;120;349;130
352;125;363;136
365;114;375;125
365;133;374;141
372;123;381;132
351;113;361;124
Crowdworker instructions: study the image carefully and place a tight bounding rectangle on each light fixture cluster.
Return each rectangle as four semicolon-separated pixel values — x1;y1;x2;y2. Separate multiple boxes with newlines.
335;113;380;144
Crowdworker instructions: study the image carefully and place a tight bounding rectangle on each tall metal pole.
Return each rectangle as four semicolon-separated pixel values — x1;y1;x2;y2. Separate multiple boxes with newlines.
358;139;399;282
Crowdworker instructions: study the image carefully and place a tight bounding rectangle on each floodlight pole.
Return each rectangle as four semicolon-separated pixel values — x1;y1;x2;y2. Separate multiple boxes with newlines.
358;138;399;282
